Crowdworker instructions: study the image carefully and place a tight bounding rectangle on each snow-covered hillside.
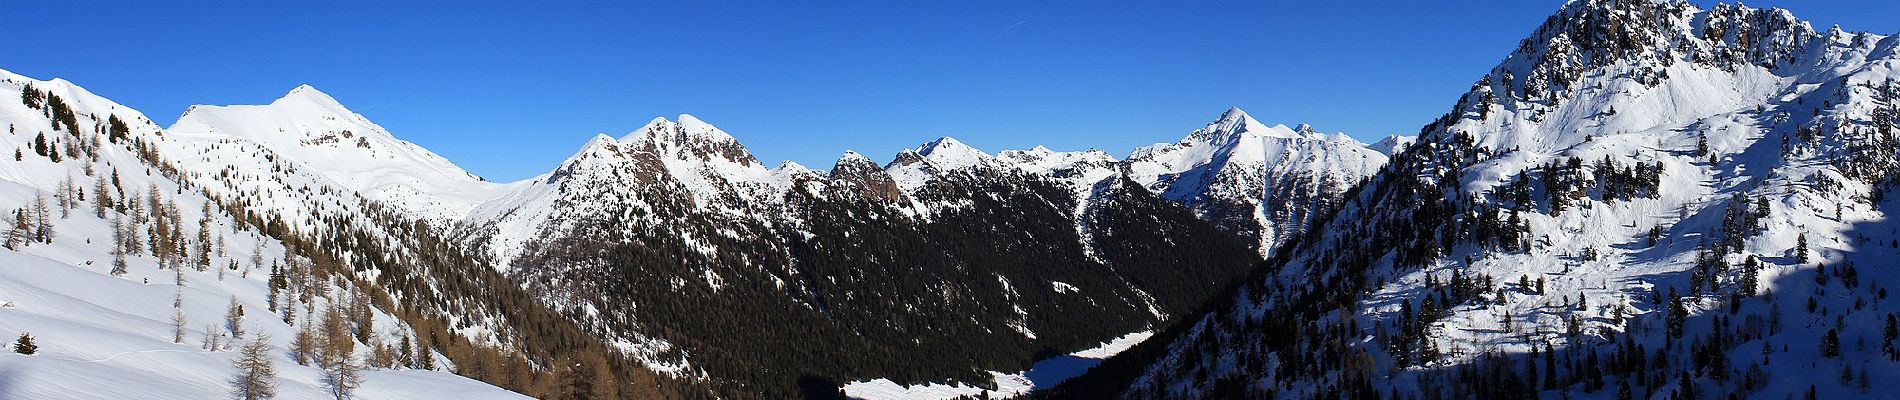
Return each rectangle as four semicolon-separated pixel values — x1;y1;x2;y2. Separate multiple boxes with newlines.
1055;1;1900;399
0;69;528;399
1;44;1402;400
166;85;511;221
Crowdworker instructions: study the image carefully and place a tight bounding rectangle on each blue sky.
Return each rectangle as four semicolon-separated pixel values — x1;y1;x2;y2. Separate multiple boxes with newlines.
5;1;1896;182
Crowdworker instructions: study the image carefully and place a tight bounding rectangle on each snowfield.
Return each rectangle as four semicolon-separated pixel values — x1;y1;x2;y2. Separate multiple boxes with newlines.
843;331;1153;400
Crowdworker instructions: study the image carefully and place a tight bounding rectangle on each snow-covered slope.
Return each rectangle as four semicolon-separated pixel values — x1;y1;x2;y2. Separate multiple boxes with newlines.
166;85;510;221
0;69;528;399
1060;2;1900;399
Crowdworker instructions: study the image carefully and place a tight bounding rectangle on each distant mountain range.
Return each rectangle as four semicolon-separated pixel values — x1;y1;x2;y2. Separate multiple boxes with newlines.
4;0;1895;399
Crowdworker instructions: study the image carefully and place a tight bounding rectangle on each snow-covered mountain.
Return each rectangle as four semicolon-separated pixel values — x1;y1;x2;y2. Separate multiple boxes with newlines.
0;36;1405;400
1053;1;1900;399
448;109;1269;397
166;85;511;221
1124;107;1388;256
0;70;533;399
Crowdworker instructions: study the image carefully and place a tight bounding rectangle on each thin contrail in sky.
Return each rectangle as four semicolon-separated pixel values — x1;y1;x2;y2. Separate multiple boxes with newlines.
1000;20;1028;31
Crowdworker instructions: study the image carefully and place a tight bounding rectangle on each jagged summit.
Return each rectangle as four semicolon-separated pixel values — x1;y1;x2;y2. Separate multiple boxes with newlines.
774;159;815;173
618;114;761;169
836;149;876;164
624;114;741;144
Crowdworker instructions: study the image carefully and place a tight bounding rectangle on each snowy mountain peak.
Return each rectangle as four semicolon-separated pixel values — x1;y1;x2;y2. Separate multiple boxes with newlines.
575;133;620;155
625;114;739;145
1122;107;1390;255
1368;134;1417;156
996;145;1116;175
836;149;875;165
620;114;760;167
1218;106;1249;121
268;83;353;116
914;136;993;169
1190;107;1300;142
775;160;814;174
165;84;504;220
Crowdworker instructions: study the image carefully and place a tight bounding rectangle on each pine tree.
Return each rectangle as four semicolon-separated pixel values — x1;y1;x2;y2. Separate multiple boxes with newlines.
196;203;213;271
1821;329;1842;357
267;265;283;313
397;333;414;369
319;301;364;399
291;313;316;366
1796;234;1810;264
56;175;75;218
348;292;372;344
12;333;36;355
226;296;246;339
1667;289;1687;338
172;289;188;344
1741;256;1761;296
110;216;129;276
230;333;279;400
416;333;436;371
91;178;113;219
1885;314;1899;360
31;132;47;157
3;208;26;250
204;323;224;351
31;194;52;243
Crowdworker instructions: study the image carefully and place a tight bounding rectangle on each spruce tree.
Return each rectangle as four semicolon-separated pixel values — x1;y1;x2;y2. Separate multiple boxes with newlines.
1821;329;1842;357
31;132;47;157
1667;289;1687;338
1796;234;1810;264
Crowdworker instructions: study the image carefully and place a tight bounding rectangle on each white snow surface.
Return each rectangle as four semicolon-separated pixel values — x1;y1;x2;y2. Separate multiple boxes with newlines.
842;330;1153;400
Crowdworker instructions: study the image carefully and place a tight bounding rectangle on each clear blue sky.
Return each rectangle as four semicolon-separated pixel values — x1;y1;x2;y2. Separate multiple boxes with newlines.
4;1;1896;182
